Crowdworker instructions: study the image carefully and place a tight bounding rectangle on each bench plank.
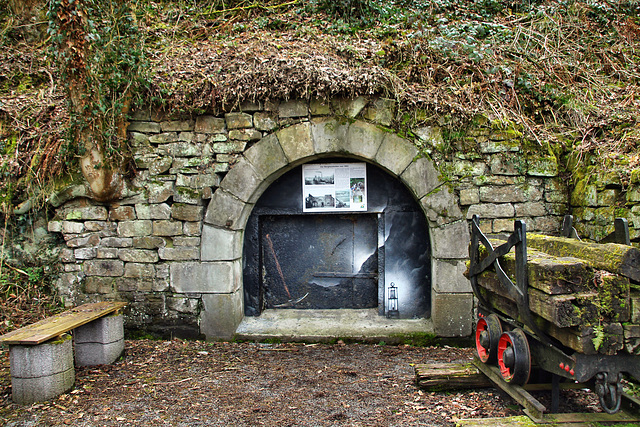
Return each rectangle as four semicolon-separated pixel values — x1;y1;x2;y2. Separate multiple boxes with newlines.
0;301;127;345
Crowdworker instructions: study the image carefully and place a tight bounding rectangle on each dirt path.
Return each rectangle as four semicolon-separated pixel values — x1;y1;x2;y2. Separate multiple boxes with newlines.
1;340;599;426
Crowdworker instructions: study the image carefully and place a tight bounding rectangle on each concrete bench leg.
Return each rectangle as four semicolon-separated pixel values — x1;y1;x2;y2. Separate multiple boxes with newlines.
74;312;124;366
10;334;75;404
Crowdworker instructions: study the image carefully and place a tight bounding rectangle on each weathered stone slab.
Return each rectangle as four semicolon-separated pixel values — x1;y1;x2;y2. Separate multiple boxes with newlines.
344;121;384;159
66;234;100;248
490;153;525;175
124;263;156;278
149;132;178;144
515;202;547;217
528;156;558;177
83;277;115;294
152;220;183;236
400;157;440;200
147;181;174;204
431;221;470;259
479;186;527;203
195;116;225;133
133;236;167;249
254;112;278;131
244;134;288;181
184;221;202;236
432;259;472;293
225;112;252;129
166;297;199;315
158;247;200;261
204;189;248;230
229;129;262;141
173;236;200;246
201;225;242;261
200;290;244;340
62;206;108;221
375;133;418;176
310;118;349;154
459;188;479;205
332;97;367;118
173;187;204;205
277;122;315;163
74;248;97;260
128;121;161;133
279;100;308;118
363;97;395;126
100;237;133;248
219;159;261;203
118;249;159;263
84;259;124;277
171;203;204;222
117;220;153;237
62;221;85;234
135;203;171;220
161;120;194;132
109;206;136;221
171;261;241;293
96;247;118;259
431;293;473;337
466;203;515;219
420;187;463;225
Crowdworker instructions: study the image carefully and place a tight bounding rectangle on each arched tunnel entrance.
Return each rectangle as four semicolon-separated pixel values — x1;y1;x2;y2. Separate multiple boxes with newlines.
243;158;431;319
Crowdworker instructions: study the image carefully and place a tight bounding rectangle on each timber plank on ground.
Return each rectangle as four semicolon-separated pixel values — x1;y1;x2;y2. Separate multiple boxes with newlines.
415;362;492;390
0;301;127;345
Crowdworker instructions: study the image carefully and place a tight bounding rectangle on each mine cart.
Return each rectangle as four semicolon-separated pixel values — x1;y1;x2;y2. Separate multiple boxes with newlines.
467;215;640;419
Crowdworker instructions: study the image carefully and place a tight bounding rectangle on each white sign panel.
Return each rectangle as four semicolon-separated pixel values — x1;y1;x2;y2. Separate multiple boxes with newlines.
303;163;367;212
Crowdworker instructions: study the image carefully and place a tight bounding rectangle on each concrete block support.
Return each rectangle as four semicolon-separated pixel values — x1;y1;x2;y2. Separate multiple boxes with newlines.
74;313;125;366
9;334;75;404
431;293;474;337
201;290;244;340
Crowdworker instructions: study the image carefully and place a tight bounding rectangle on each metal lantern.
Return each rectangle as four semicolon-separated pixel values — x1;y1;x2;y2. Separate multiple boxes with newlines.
387;282;399;318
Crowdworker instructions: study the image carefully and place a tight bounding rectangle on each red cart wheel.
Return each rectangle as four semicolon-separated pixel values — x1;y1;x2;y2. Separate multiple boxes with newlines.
497;329;531;385
475;314;502;364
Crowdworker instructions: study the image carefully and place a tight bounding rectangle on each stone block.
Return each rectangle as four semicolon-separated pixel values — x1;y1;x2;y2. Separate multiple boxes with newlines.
432;259;472;293
200;291;244;340
147;181;174;204
161;120;194;132
184;221;202;236
400;157;440;200
219;159;261;203
225;112;253;129
158;247;200;261
452;160;488;177
310;98;331;115
195;116;226;133
84;259;124;276
83;277;115;294
254;112;278;131
174;187;204;205
149;132;178;144
118;220;153;237
598;189;619;206
431;293;473;337
431;221;470;259
173;236;200;246
74;313;125;366
466;203;515;219
229;129;262;141
10;334;74;404
149;157;173;175
66;234;100;248
166;297;199;314
96;247;118;259
204;189;249;230
459;188;479;205
62;221;85;234
172;203;205;222
490;153;526;175
152;220;183;236
244;134;288;181
344;120;384;159
375;133;418;176
528;156;558;177
74;248;97;260
128;121;161;133
311;117;349;154
201;225;241;261
64;264;82;272
63;206;108;221
480;186;527;203
515;202;547;217
109;206;136;221
212;141;246;153
135;203;171;220
100;237;133;248
171;261;241;294
479;140;517;154
277;122;314;163
332;97;367;118
178;132;194;142
414;126;444;147
279;100;308;118
363;98;395;126
533;216;562;233
420;187;463;225
60;248;75;263
118;249;159;263
493;218;521;233
48;220;62;233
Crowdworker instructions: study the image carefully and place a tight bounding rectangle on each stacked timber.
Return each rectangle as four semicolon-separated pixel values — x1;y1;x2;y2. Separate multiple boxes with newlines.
474;234;640;356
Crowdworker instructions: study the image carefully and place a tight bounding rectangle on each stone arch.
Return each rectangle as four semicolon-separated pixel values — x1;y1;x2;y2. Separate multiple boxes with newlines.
200;118;472;338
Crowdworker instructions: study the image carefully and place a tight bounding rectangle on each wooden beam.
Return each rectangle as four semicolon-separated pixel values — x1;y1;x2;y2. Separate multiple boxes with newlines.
415;362;492;391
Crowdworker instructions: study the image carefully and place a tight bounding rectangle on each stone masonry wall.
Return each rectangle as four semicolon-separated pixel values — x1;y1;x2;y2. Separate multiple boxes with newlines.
46;96;640;338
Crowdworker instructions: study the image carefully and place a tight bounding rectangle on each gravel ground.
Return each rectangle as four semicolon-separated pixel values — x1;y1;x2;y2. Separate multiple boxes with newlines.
0;340;601;426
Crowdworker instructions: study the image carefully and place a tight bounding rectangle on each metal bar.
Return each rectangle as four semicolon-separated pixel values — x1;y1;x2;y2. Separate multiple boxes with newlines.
551;374;560;413
313;272;377;278
600;218;631;245
473;357;547;422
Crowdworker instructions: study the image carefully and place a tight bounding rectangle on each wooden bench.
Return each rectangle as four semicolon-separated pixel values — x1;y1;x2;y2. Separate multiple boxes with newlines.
0;301;127;404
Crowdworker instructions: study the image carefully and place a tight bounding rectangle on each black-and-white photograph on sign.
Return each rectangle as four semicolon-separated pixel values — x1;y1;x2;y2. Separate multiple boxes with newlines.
303;163;367;212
